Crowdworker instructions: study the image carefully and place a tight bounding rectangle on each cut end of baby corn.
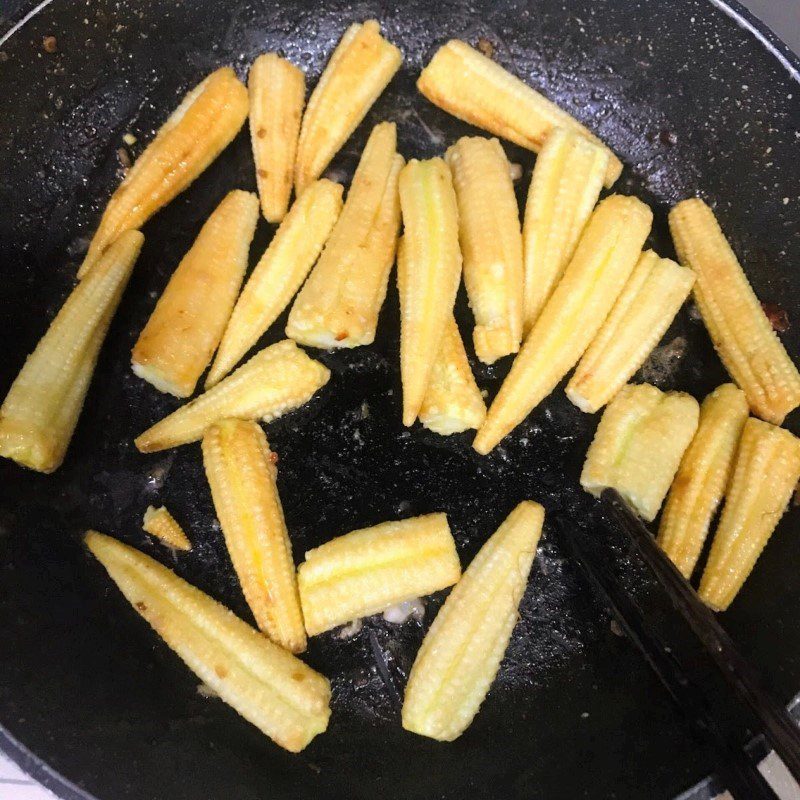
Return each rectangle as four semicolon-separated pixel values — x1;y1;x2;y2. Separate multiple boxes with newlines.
203;419;306;653
85;531;330;751
135;340;330;453
143;506;192;551
402;501;543;741
0;230;143;473
294;20;401;194
474;195;652;454
417;40;621;187
445;136;523;364
207;179;344;387
567;250;696;413
581;383;700;522
698;418;800;611
249;54;305;222
132;190;259;398
297;513;461;636
657;384;748;579
79;67;248;278
670;199;800;424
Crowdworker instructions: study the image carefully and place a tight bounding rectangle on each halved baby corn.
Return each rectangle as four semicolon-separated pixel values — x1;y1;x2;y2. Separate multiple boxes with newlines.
522;128;610;333
78;67;248;278
698;419;800;611
397;158;463;426
474;195;652;454
580;384;700;522
143;506;192;551
249;54;305;222
417;40;621;187
402;501;543;741
286;122;402;349
297;513;461;636
657;384;748;579
203;420;306;653
85;531;330;752
445;136;523;364
0;230;143;473
207;180;343;387
566;251;696;413
294;20;401;194
135;340;329;452
132;190;259;397
670;199;800;424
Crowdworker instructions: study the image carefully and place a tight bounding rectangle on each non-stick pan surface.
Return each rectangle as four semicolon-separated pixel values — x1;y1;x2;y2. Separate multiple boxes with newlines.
0;1;798;798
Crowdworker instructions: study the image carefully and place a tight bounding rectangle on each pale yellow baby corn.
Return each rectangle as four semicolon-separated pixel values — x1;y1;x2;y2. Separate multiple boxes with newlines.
402;501;543;741
79;68;248;278
142;506;192;551
474;195;652;454
203;420;306;653
567;251;696;413
657;384;748;579
670;199;800;424
85;531;330;752
294;20;401;193
445;136;523;364
297;513;461;636
699;418;800;611
0;230;143;473
417;40;621;187
135;340;329;452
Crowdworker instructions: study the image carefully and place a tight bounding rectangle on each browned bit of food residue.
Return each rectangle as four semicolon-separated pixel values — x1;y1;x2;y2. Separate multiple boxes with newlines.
476;37;495;58
269;451;279;464
214;664;229;679
117;147;132;169
42;35;58;54
135;601;148;612
762;302;790;333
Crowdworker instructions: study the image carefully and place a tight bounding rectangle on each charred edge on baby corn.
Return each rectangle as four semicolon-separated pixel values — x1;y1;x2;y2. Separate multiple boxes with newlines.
143;506;192;551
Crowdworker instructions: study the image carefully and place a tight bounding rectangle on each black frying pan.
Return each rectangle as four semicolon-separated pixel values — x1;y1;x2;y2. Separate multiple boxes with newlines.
0;1;798;798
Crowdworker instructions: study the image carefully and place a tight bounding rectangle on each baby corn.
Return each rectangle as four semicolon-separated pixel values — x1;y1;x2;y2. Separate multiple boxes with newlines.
0;230;143;473
699;419;800;611
85;531;330;752
203;420;306;653
142;506;192;551
294;20;401;193
249;54;305;222
474;195;652;454
286;123;402;349
402;501;543;741
132;190;259;398
207;180;343;387
297;513;461;636
445;136;523;364
417;40;621;187
581;384;700;522
522;128;610;332
567;251;696;413
657;384;748;579
670;199;800;424
135;340;329;453
79;67;248;278
398;158;463;426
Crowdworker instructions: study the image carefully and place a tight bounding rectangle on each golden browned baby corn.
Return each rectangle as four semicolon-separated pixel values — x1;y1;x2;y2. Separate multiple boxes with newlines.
698;418;800;611
566;251;696;413
474;195;652;454
445;136;523;364
297;513;461;636
0;230;143;473
135;340;329;452
294;20;401;193
522;128;610;333
417;40;621;187
85;531;330;752
657;384;748;579
402;501;543;741
670;199;800;424
248;54;305;222
398;158;463;427
207;180;343;387
581;384;700;522
142;506;192;551
78;68;248;278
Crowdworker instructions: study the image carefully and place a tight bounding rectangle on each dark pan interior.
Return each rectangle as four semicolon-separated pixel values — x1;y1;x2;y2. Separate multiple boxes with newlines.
0;1;799;799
